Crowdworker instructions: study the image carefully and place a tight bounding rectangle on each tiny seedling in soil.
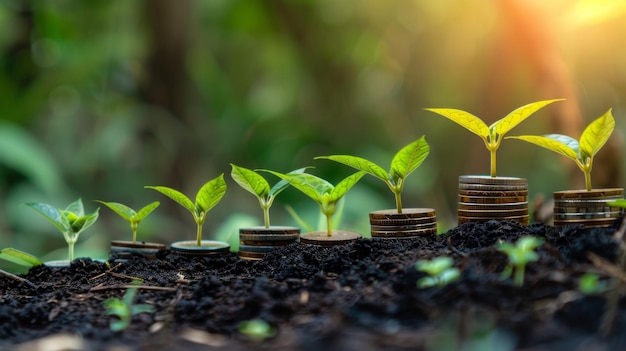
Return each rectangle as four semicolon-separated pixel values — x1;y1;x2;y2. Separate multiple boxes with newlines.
238;319;276;342
578;273;609;295
102;280;155;332
508;109;615;191
24;198;99;262
230;164;306;228
425;99;563;177
497;236;544;286
95;201;160;244
146;174;227;246
315;136;430;214
263;170;366;236
415;256;460;288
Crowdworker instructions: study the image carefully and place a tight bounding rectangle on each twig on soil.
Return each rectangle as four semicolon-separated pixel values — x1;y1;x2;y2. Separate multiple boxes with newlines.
0;268;37;288
89;262;146;282
600;215;626;336
89;284;177;292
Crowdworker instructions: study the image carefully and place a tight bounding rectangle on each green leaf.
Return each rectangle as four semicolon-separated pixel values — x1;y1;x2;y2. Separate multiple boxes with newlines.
95;201;136;222
507;135;579;161
230;164;270;199
518;236;544;251
424;108;489;139
268;167;308;197
145;186;195;213
131;304;155;315
135;201;160;222
314;155;388;182
607;199;626;208
492;98;564;136
415;256;454;276
264;171;331;204
329;171;366;202
390;136;430;182
195;174;227;213
24;202;70;233
0;248;43;267
65;198;85;217
71;208;99;234
579;109;615;159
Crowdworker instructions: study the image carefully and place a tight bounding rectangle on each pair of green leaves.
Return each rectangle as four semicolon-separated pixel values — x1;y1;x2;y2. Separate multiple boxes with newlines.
25;198;99;262
146;174;227;246
497;236;544;286
230;164;306;228
507;109;615;191
425;99;564;177
315;136;430;213
95;201;160;244
415;256;460;288
103;280;155;332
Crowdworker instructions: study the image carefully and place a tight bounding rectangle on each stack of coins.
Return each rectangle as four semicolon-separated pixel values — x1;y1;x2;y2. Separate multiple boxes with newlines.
458;175;529;225
238;226;300;260
553;188;624;228
299;230;361;246
369;208;437;238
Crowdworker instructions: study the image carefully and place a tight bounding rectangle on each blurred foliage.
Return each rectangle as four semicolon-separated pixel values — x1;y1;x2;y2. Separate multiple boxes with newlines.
1;0;626;262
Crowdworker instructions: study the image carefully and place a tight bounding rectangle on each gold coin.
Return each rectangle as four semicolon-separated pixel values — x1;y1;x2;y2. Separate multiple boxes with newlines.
457;209;528;218
553;211;622;220
369;216;436;226
369;208;436;220
300;230;361;246
553;188;623;200
370;223;437;231
458;216;528;225
459;189;528;197
458;202;528;211
554;206;621;214
239;233;300;242
238;251;265;260
238;244;277;253
239;226;300;235
553;217;619;227
459;195;527;204
459;183;528;191
240;239;297;246
371;227;436;237
459;175;527;186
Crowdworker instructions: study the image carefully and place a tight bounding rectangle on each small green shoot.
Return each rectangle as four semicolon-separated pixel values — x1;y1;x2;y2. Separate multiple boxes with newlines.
263;170;366;237
230;164;306;228
425;99;563;177
24;198;99;262
507;109;614;191
95;201;160;244
497;236;544;286
0;248;43;267
315;136;430;213
415;256;460;288
102;280;155;332
146;174;227;246
238;319;276;341
579;273;608;295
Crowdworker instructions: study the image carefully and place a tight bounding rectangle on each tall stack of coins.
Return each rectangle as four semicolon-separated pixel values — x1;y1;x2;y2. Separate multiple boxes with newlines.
553;188;624;228
458;175;529;225
238;226;300;260
369;208;437;238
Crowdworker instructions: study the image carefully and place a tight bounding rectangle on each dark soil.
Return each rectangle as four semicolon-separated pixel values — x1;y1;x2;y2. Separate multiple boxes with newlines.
2;219;626;351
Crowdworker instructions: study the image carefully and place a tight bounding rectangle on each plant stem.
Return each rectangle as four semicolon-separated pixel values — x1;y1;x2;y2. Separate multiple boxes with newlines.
514;265;524;286
326;214;333;237
395;192;403;214
196;223;202;246
490;149;497;178
68;241;75;262
132;229;137;245
263;207;270;228
584;170;592;191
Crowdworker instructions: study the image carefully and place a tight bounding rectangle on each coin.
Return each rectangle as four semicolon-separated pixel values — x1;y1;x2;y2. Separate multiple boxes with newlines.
554;211;622;220
458;208;528;217
459;183;529;191
370;222;437;231
369;208;436;219
458;215;528;225
553;217;620;227
237;251;266;260
239;233;300;242
369;216;437;226
553;188;623;199
554;206;620;214
459;189;528;197
300;230;361;246
458;202;528;210
371;227;436;237
459;195;528;204
459;175;527;186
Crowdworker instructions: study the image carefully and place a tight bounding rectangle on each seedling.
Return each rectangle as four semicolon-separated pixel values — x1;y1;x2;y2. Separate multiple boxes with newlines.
508;109;614;191
263;170;366;236
230;164;306;228
238;319;276;341
497;236;544;286
102;280;155;332
24;198;99;262
415;256;460;288
95;201;160;244
579;273;609;295
425;99;563;177
315;136;430;213
146;174;227;246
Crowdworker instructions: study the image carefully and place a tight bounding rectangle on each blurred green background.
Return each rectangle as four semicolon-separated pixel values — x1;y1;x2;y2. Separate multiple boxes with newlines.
2;0;626;265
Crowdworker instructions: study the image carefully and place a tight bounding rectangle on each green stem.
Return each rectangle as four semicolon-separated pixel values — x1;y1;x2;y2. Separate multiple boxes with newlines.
196;223;203;246
263;207;270;228
490;149;497;178
68;241;75;262
395;192;403;214
326;214;333;237
514;264;525;286
132;227;137;245
584;170;592;191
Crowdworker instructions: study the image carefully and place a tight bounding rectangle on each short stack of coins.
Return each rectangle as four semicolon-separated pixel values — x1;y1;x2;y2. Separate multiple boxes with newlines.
458;175;529;225
553;188;624;228
238;226;300;260
369;208;437;238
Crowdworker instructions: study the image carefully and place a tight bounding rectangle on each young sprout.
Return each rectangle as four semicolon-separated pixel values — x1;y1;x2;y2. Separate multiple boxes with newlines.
497;236;544;286
230;164;306;228
315;136;430;213
425;99;563;177
24;198;99;262
415;256;460;288
95;201;160;244
578;273;608;295
263;170;366;237
508;109;615;191
238;319;276;341
102;280;155;332
146;174;227;246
